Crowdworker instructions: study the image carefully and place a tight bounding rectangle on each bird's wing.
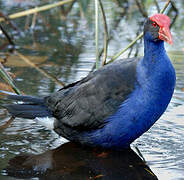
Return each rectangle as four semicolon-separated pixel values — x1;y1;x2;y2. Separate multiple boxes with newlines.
45;57;139;131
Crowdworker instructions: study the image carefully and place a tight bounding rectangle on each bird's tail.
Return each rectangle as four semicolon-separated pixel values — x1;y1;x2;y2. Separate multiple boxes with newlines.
0;90;55;130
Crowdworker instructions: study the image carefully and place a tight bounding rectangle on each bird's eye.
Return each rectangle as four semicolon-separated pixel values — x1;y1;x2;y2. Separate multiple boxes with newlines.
152;22;157;28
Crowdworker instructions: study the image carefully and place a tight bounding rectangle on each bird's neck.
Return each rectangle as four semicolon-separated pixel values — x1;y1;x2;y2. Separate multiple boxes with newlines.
138;35;174;88
143;36;166;65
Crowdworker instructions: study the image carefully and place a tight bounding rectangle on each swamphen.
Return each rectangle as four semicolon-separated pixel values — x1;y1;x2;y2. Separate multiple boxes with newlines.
3;14;176;149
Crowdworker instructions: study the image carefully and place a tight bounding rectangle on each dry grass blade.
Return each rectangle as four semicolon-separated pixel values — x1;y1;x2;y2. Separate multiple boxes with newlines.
15;51;65;87
0;116;15;131
95;0;100;69
160;0;171;14
98;0;108;66
107;32;143;64
0;63;21;94
0;0;74;22
0;24;20;94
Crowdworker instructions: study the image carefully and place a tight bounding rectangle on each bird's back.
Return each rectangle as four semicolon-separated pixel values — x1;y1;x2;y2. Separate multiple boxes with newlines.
44;58;139;139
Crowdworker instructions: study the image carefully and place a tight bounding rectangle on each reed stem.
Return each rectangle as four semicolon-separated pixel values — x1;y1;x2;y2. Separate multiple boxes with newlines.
0;0;74;22
107;0;171;63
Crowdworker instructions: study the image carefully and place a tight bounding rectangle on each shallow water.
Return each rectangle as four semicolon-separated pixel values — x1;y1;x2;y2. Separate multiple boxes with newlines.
0;0;184;179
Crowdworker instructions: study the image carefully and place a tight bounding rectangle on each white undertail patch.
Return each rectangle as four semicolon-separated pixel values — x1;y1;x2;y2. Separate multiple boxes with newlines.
35;117;55;130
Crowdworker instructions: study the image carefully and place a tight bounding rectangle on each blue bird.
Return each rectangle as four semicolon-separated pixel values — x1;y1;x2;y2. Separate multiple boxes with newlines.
3;14;176;149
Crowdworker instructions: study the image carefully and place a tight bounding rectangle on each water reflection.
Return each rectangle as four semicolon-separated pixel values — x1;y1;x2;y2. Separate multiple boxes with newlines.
4;142;158;180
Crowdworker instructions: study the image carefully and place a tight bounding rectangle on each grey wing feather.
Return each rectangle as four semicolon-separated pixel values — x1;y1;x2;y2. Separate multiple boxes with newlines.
45;58;139;132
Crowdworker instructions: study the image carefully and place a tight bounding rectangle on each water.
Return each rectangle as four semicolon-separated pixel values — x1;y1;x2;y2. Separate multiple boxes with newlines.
0;0;184;179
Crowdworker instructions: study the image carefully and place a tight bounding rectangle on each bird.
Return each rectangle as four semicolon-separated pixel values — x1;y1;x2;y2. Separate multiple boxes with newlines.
2;14;176;150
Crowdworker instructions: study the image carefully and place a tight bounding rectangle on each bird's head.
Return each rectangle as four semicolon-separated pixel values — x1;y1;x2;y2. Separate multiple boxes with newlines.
144;14;173;45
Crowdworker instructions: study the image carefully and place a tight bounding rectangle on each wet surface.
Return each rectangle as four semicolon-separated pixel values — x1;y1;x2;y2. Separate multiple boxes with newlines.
0;0;184;179
3;142;158;180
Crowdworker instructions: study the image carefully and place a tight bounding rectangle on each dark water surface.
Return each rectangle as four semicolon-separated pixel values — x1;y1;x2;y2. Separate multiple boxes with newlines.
0;0;184;179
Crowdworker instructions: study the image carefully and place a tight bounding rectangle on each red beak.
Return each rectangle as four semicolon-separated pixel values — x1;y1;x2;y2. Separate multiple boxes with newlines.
159;26;173;45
